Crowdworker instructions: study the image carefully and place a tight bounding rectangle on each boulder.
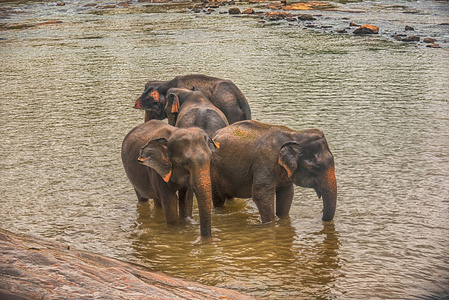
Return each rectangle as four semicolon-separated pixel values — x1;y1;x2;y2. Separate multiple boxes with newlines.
423;38;436;43
297;14;315;21
0;228;256;300
353;24;379;34
229;7;241;14
242;8;255;14
402;35;420;42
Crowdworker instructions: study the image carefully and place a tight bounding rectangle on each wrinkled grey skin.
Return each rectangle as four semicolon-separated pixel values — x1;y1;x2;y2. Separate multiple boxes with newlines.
211;120;337;223
165;87;229;137
121;120;218;237
134;74;251;124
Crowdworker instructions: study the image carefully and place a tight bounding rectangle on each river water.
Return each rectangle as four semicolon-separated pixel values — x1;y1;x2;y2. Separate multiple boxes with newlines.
1;0;448;298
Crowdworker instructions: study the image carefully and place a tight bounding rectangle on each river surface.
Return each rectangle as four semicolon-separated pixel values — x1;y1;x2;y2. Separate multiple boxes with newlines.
1;0;448;298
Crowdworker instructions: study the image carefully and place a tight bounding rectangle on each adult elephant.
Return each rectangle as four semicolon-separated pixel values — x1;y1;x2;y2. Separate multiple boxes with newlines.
133;74;251;124
211;120;337;223
121;120;218;237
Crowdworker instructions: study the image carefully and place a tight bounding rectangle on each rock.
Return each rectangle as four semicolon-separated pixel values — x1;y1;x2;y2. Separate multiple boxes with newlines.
426;43;441;48
56;2;65;6
0;228;256;300
103;4;116;9
336;29;347;33
353;24;379;34
286;17;297;22
265;11;291;21
349;22;359;27
297;14;315;21
242;8;255;14
228;7;241;14
423;38;436;43
405;25;414;31
402;35;420;42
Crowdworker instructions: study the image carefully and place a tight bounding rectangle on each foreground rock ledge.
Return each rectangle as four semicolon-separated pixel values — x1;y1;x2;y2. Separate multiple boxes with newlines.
0;228;255;299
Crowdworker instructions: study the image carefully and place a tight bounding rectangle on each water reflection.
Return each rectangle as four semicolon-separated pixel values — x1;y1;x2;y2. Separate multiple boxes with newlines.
131;198;341;298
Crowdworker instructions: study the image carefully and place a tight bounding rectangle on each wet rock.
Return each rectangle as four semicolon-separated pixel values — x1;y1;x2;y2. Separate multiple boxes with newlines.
84;3;96;7
402;35;420;42
0;228;256;300
423;38;436;43
405;25;414;31
353;24;379;34
297;14;315;21
242;8;255;14
286;17;297;22
426;43;441;48
439;22;449;26
103;4;116;9
56;2;65;6
321;25;332;29
336;29;347;33
229;7;241;14
265;11;291;21
349;22;359;27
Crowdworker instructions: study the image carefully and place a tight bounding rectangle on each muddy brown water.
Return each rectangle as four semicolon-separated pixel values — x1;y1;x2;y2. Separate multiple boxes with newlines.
1;0;448;298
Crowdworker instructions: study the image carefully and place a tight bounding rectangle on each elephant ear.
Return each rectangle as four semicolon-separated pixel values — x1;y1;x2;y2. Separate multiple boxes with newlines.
167;92;180;114
138;138;172;182
278;141;301;178
207;137;220;152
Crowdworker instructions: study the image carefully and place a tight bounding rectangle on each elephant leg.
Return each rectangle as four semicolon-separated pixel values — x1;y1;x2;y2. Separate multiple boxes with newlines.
134;188;148;202
178;187;193;219
150;171;179;225
252;183;276;223
276;184;294;218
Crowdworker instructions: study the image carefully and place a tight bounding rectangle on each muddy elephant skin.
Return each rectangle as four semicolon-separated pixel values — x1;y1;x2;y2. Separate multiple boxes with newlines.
134;74;251;124
211;120;337;223
121;120;217;237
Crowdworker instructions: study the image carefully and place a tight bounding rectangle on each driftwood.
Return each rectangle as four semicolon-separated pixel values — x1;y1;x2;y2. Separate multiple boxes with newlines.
0;228;255;299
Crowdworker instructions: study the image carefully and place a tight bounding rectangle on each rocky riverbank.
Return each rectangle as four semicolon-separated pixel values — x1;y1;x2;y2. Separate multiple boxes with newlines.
0;228;256;299
189;0;447;48
1;0;447;48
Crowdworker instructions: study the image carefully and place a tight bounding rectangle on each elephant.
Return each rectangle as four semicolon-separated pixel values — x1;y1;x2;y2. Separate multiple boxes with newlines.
164;87;229;137
133;74;251;124
210;120;337;223
121;120;218;237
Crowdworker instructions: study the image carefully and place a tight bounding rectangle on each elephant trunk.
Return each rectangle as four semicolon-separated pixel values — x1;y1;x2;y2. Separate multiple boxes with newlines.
318;165;337;222
192;166;212;237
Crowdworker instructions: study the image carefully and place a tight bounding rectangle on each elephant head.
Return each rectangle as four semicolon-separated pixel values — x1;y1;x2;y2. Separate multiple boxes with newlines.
278;129;337;221
134;83;167;121
138;128;218;237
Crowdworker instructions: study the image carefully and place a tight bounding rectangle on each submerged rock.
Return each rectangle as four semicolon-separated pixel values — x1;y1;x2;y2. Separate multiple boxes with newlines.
353;24;379;34
229;7;241;14
402;35;420;42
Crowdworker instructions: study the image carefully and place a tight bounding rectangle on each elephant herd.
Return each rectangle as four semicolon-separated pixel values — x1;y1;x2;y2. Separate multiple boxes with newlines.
121;74;337;237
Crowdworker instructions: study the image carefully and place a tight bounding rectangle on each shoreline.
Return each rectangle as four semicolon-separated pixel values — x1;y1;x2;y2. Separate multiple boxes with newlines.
0;228;256;299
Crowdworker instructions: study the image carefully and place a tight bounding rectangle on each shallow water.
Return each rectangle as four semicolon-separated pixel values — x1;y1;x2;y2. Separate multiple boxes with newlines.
1;0;448;298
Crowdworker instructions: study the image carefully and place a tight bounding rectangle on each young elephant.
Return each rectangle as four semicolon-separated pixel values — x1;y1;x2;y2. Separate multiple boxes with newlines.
165;87;229;137
121;120;218;237
133;74;251;124
211;120;337;223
